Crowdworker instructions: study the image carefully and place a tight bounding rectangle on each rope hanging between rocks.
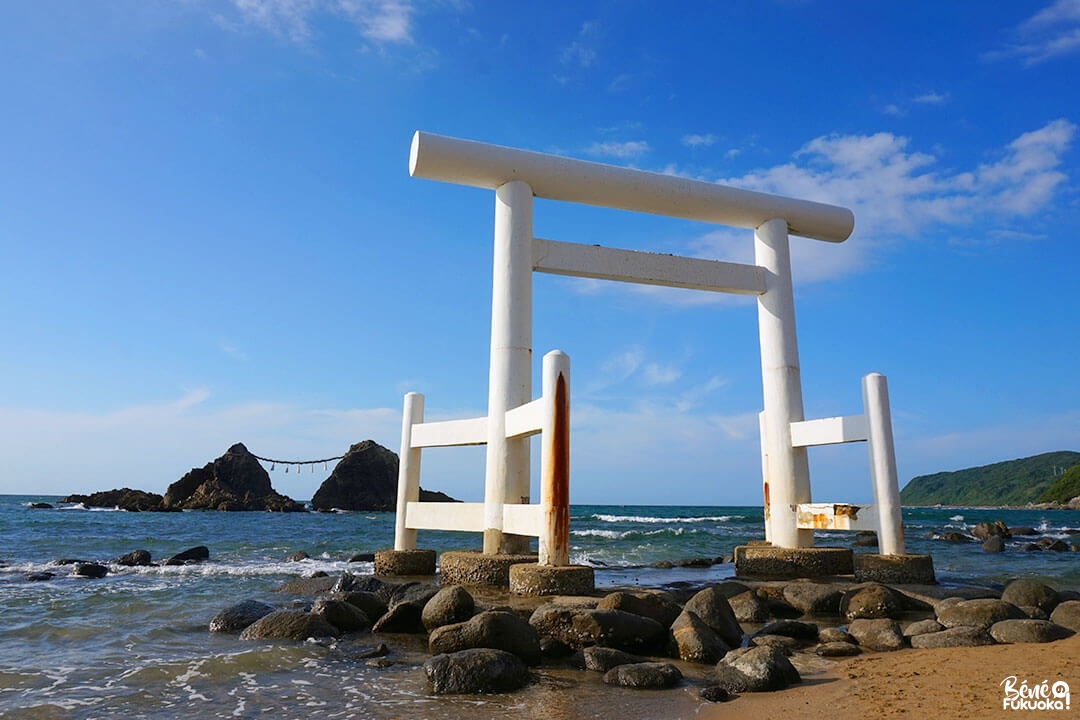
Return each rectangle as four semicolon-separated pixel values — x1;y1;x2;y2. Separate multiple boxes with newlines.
250;452;345;473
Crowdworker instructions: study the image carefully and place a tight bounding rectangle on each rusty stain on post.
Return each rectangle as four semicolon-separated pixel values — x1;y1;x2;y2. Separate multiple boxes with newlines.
547;371;570;565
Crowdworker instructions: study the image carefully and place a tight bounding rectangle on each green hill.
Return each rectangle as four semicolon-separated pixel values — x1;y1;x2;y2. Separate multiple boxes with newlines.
899;450;1080;506
1037;462;1080;504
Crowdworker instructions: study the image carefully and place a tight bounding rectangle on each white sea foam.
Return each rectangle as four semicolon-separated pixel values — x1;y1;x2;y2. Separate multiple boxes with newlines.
591;514;735;524
950;515;964;521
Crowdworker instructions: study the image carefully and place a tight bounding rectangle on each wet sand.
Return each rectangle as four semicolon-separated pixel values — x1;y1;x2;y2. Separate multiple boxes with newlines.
699;632;1080;720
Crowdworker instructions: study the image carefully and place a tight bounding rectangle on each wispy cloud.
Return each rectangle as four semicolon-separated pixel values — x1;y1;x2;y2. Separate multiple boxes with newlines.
682;133;717;148
913;90;948;105
983;0;1080;66
586;140;650;159
220;342;248;361
560;21;600;68
224;0;416;45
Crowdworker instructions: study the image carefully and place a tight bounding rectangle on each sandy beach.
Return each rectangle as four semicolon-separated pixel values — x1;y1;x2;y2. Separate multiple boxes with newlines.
700;632;1079;719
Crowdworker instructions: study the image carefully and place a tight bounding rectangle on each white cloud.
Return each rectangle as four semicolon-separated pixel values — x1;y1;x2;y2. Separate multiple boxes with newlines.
913;91;948;105
225;0;416;45
586;140;649;159
560;21;600;68
682;133;717;148
984;0;1080;65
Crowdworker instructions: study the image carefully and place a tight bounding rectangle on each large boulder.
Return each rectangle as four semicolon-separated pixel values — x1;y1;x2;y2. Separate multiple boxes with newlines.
841;584;904;620
582;647;648;672
714;646;801;692
909;626;994;648
972;521;1011;540
782;582;843;617
683;587;745;648
529;605;665;653
422;586;475;631
1049;600;1080;632
937;599;1026;629
312;596;370;633
62;488;167;512
210;600;275;633
429;611;542;665
728;590;770;624
424;649;531;695
1001;579;1060;615
166;546;210;566
310;440;457;511
602;662;682;689
164;443;305;512
596;590;682;629
114;549;152;567
239;610;339;641
848;619;905;651
753;620;819;642
988;619;1074;644
670;610;730;664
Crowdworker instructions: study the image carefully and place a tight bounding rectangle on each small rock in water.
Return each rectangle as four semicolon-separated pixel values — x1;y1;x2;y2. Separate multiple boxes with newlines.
424;648;530;695
699;685;732;702
25;572;55;582
115;549;152;566
602;662;682;689
166;546;209;565
29;502;53;510
286;551;310;562
981;536;1005;553
73;563;108;579
209;600;276;633
348;552;375;563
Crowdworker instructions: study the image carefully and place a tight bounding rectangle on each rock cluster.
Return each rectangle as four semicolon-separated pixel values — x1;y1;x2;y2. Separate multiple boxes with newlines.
164;443;305;511
206;572;1077;703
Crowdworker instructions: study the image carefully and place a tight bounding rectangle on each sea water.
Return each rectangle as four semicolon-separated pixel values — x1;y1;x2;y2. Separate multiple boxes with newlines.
1;495;1078;718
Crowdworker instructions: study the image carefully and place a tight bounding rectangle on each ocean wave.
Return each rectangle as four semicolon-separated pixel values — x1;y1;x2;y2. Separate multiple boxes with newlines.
590;514;737;524
950;515;964;521
570;527;690;540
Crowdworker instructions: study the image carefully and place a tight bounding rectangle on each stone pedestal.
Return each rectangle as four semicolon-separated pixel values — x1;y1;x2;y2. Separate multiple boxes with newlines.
374;548;436;577
439;550;537;587
509;563;594;596
734;545;854;579
854;553;936;584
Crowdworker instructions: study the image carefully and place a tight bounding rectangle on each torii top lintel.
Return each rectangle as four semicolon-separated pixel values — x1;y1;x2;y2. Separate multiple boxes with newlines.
409;131;854;244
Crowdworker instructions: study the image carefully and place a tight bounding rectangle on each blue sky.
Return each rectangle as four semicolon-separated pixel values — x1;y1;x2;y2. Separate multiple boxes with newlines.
2;0;1078;505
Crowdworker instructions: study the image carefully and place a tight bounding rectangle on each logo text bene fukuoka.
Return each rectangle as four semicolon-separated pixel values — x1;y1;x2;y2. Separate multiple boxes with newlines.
1000;677;1071;711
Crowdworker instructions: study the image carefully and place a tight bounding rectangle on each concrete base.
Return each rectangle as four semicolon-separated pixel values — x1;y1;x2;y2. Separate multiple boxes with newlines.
734;545;854;579
439;551;537;588
374;548;436;577
509;563;595;596
854;553;936;585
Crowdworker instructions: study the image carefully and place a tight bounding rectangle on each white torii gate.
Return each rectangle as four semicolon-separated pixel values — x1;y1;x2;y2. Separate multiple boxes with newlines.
397;131;906;561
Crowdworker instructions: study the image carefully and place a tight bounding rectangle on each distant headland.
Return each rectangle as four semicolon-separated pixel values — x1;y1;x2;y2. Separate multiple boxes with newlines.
899;450;1080;508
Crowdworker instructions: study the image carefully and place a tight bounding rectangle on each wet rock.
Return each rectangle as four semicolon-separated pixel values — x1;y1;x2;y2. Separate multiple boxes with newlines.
981;536;1005;553
239;610;339;640
699;685;732;702
422;585;475;632
682;587;744;648
853;531;878;547
714;646;801;693
909;626;994;648
330;641;390;661
62;488;166;512
818;627;855;644
749;634;798;655
940;532;976;543
529;605;665;653
582;646;647;672
388;582;440;610
29;502;53;509
603;662;682;689
1001;579;1059;614
540;637;574;660
371;602;424;634
332;573;394;601
275;575;337;595
348;552;375;563
166;546;210;566
989;619;1074;644
424;648;531;695
782;582;843;617
312;596;370;633
848;619;905;651
1045;540;1070;552
286;551;310;562
1021;543;1042;552
73;563;108;579
1010;526;1039;536
937;599;1026;629
753;620;819;642
115;549;152;567
26;571;55;581
728;590;770;624
429;610;541;666
903;619;944;638
210;600;276;633
596;590;682;629
1049;600;1080;632
816;641;862;657
841;584;904;620
972;521;1010;540
670;610;730;664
